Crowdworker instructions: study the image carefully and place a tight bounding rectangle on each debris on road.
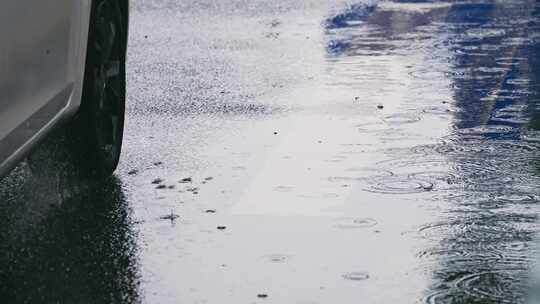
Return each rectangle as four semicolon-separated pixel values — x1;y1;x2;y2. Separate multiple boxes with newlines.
152;178;164;184
160;211;180;222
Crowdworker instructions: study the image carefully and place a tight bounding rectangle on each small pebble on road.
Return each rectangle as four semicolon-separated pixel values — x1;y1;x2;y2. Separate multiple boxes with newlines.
160;211;180;222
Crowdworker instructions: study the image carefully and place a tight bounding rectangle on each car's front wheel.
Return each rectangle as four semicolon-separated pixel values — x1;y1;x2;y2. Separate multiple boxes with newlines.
70;0;128;177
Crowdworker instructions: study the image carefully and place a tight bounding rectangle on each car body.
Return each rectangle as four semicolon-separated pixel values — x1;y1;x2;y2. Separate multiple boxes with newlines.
0;0;129;178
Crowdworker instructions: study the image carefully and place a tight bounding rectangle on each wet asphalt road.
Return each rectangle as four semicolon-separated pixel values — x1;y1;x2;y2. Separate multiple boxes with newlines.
3;0;540;303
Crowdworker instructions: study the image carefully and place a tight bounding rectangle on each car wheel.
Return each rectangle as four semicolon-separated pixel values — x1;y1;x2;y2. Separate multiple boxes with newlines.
70;0;127;177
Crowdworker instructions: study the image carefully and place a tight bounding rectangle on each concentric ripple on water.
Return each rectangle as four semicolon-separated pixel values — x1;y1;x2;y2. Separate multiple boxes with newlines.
342;272;370;281
454;271;527;303
363;177;434;195
334;217;378;229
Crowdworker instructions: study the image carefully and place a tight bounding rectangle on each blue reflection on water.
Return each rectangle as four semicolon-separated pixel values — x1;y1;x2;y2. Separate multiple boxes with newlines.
325;1;540;303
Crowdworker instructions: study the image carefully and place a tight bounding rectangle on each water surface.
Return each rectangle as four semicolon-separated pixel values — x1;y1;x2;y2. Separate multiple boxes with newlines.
2;0;540;303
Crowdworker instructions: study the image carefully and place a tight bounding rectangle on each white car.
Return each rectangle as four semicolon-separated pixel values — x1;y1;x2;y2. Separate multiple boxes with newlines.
0;0;129;178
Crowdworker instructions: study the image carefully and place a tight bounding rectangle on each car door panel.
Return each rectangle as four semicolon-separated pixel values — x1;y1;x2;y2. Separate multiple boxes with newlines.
0;0;87;170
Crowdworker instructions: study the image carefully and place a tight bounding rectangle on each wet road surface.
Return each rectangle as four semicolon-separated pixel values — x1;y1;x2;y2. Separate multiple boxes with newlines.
2;0;540;303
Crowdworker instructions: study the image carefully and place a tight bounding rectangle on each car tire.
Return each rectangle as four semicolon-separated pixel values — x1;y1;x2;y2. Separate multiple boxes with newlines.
69;0;128;177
